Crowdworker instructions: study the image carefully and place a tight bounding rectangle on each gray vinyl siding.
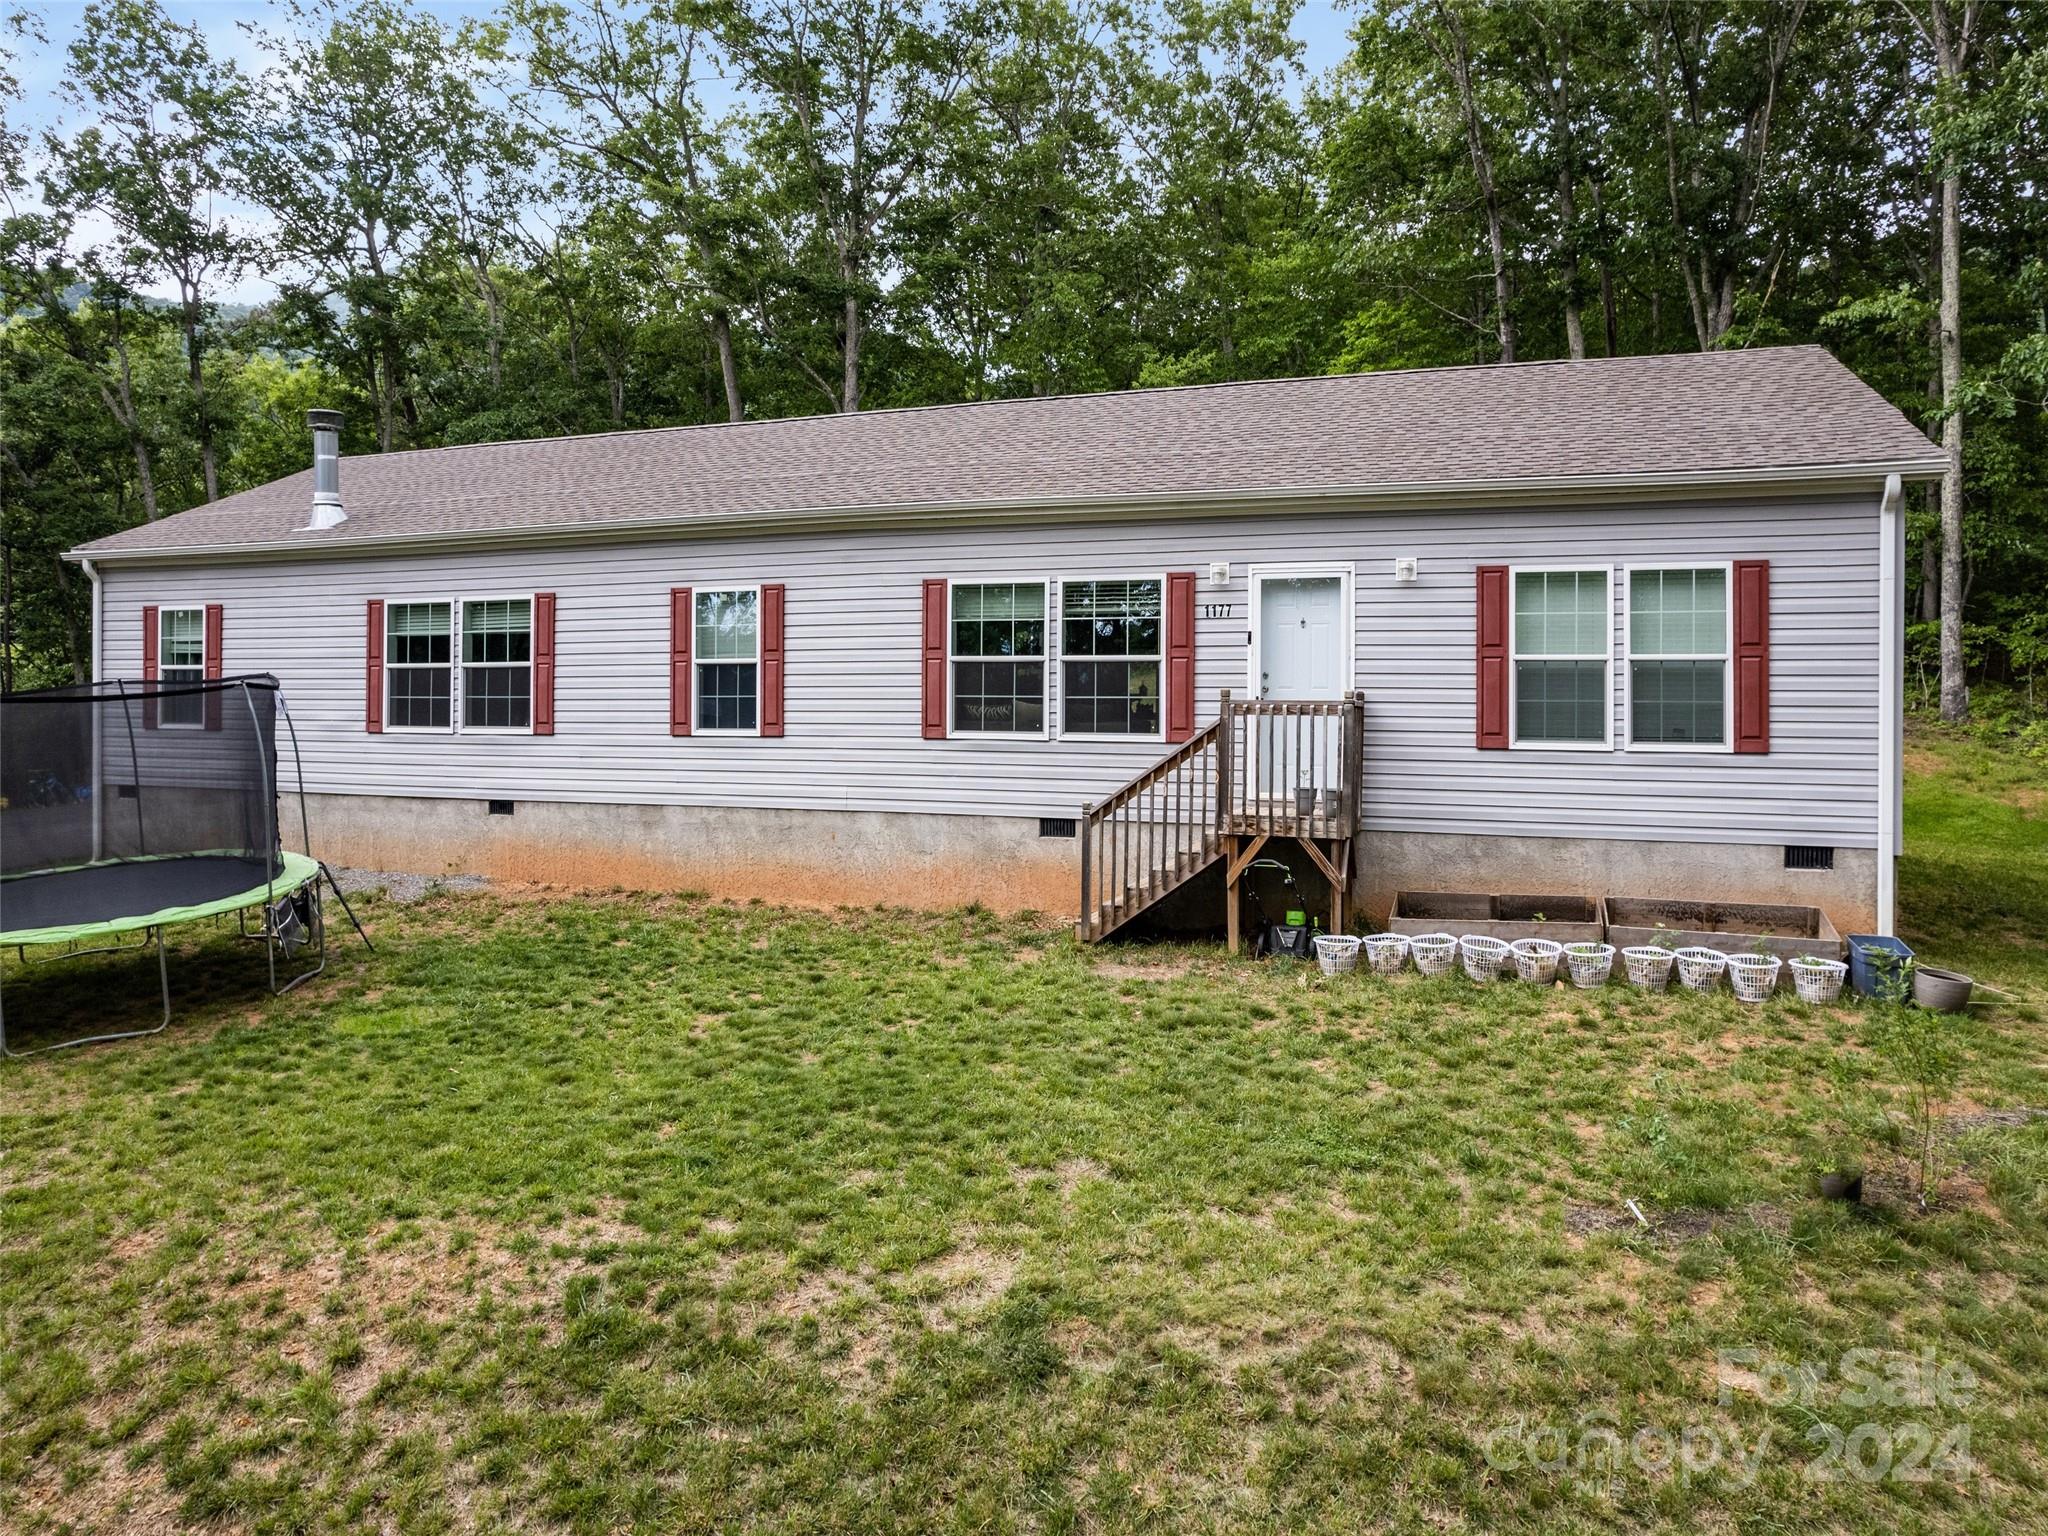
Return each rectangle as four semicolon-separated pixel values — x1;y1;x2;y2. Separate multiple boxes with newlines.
94;492;1884;850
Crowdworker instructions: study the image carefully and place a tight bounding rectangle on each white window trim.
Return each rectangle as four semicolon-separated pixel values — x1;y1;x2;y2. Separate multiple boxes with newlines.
946;576;1052;740
1054;571;1168;743
156;604;209;730
1622;561;1735;754
691;583;763;737
1246;562;1356;701
1507;563;1614;752
457;593;540;735
381;597;456;735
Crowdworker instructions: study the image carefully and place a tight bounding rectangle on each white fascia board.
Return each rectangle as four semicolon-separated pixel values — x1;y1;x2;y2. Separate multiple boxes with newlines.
69;457;1949;567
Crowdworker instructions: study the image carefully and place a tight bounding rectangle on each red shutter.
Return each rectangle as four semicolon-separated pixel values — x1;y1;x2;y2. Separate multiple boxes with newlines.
141;604;159;731
1476;565;1509;749
670;587;692;735
1165;571;1197;742
203;603;224;730
921;579;948;739
760;583;785;737
532;592;557;735
365;599;385;734
1734;559;1770;754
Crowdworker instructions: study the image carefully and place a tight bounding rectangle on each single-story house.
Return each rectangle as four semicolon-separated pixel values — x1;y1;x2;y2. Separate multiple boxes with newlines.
68;345;1944;937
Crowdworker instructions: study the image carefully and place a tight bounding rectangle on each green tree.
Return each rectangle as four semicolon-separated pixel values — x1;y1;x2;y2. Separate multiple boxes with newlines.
45;0;253;503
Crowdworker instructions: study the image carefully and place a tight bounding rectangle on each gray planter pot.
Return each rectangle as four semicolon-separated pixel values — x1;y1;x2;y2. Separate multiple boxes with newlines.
1912;965;1974;1013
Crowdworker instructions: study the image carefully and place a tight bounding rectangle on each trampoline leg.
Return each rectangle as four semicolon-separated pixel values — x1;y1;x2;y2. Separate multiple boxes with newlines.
155;924;171;1030
0;925;173;1058
322;864;375;953
271;881;329;997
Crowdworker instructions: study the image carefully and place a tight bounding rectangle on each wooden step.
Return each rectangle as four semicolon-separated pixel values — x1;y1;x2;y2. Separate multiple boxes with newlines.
1080;835;1224;942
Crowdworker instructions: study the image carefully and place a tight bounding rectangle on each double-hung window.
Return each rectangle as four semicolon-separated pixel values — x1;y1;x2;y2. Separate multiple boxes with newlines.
158;607;205;727
386;601;453;730
695;587;759;732
1628;567;1730;748
1511;568;1611;747
462;597;532;730
951;581;1045;734
1060;578;1162;737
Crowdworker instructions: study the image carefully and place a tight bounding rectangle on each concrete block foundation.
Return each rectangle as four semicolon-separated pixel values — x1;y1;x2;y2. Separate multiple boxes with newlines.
1352;829;1879;939
295;793;1879;935
296;793;1080;914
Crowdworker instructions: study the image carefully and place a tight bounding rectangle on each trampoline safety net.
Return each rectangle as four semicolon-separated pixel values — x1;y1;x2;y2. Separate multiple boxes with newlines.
1;675;285;938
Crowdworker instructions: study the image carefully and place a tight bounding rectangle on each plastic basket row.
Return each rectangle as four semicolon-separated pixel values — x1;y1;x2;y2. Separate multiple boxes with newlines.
1322;933;1850;1002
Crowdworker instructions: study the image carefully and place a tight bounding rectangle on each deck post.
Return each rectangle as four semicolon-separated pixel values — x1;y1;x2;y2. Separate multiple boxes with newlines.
1345;689;1365;832
1216;690;1233;834
1077;800;1093;941
1224;833;1241;954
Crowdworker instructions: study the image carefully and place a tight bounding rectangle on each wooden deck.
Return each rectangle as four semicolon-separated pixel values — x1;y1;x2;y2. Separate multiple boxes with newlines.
1078;691;1365;947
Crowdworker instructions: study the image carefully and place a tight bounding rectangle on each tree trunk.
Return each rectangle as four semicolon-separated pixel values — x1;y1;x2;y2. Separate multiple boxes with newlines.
184;306;218;502
101;318;159;521
1936;164;1966;721
1919;523;1939;622
127;432;159;521
712;308;742;422
1591;178;1619;355
842;292;862;413
1431;4;1515;362
1558;161;1585;360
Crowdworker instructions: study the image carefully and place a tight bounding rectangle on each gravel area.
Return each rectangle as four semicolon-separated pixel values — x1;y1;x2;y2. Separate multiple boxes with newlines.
328;866;491;905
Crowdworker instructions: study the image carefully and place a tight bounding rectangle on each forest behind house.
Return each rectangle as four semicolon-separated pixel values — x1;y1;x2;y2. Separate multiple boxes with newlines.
1;0;2042;743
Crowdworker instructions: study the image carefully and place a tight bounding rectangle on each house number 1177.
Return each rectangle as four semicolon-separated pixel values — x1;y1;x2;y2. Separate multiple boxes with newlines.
1202;602;1236;619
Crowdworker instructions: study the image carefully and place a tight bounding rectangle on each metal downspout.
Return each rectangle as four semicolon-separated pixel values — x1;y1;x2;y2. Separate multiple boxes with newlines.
1878;475;1903;936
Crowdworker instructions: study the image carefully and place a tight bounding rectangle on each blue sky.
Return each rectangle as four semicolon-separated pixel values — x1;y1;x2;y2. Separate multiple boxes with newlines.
13;0;1359;302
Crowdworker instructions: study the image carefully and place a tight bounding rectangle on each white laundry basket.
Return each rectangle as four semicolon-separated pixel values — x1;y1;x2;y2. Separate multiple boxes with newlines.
1563;943;1615;989
1459;934;1511;982
1510;937;1563;984
1361;934;1411;976
1410;932;1458;977
1314;935;1362;976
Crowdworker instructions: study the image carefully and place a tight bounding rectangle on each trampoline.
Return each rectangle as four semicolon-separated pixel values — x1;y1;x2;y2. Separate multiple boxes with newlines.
1;674;369;1056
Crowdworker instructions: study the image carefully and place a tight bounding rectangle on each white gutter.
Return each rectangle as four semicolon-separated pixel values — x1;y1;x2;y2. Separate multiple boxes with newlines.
67;456;1951;567
1877;474;1903;936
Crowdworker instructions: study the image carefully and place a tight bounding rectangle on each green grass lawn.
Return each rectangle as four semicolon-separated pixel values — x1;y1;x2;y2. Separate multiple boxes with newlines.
3;734;2045;1534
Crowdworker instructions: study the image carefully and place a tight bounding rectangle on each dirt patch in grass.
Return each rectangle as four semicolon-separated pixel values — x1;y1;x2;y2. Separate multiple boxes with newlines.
911;1242;1019;1327
11;1444;193;1536
1945;1106;2048;1135
1563;1200;1788;1244
1093;957;1195;981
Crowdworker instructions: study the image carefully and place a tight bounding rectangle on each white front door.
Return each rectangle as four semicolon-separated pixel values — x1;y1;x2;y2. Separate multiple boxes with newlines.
1250;570;1350;795
1256;574;1346;701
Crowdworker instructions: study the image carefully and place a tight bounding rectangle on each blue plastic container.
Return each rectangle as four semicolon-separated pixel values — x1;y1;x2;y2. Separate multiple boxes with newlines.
1846;934;1914;999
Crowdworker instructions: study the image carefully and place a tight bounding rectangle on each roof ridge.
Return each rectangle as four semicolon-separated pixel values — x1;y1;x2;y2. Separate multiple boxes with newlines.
359;345;1837;463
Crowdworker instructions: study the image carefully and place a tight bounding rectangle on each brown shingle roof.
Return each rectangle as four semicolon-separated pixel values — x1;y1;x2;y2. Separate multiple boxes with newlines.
75;346;1943;559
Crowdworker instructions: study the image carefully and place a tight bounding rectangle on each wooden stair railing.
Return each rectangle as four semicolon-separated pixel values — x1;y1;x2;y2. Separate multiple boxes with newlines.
1078;691;1367;945
1077;719;1224;942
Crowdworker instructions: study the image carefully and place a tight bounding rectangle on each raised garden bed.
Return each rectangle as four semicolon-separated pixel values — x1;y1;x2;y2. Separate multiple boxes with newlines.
1388;892;1604;945
1603;897;1842;967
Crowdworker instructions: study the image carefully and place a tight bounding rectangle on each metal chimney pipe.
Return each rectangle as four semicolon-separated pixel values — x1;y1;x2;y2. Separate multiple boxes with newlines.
306;409;346;529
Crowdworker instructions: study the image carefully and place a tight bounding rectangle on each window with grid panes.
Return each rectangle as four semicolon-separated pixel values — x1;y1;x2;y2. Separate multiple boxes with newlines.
1511;570;1609;744
950;582;1045;734
1629;568;1729;745
1060;579;1162;736
462;598;532;730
